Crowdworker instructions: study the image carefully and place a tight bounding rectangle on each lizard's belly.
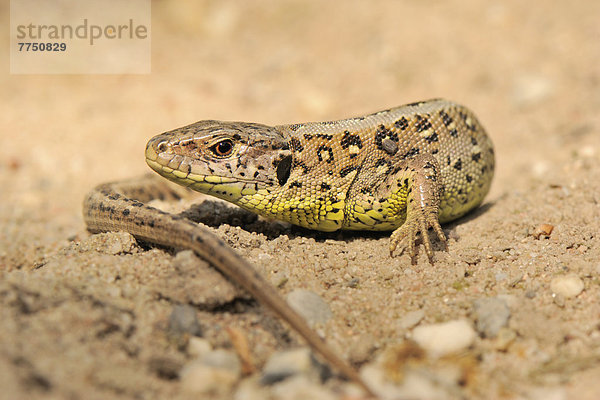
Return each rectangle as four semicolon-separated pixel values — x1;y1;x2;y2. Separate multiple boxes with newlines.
239;193;406;232
238;193;346;232
236;185;410;232
341;200;407;231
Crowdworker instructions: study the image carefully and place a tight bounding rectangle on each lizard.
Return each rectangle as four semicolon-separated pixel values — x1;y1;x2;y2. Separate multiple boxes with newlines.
83;98;494;396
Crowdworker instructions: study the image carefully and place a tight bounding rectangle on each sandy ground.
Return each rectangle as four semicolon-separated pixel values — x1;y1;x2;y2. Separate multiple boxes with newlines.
2;1;600;399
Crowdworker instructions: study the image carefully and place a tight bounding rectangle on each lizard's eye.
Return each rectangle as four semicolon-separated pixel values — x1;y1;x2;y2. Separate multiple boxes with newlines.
210;139;234;157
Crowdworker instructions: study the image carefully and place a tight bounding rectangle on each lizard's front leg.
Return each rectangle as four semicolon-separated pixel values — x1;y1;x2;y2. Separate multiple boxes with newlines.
386;154;447;263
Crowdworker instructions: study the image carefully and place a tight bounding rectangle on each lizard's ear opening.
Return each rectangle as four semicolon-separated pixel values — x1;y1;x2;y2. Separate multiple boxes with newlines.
276;155;292;186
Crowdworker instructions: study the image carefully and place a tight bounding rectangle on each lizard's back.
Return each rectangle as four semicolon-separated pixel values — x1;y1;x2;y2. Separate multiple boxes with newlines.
275;99;495;231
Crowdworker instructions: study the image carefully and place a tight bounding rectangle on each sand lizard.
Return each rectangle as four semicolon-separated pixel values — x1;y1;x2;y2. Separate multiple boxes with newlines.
83;99;494;396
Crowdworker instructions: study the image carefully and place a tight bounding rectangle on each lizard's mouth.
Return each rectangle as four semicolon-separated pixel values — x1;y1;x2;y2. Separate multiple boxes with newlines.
145;138;265;206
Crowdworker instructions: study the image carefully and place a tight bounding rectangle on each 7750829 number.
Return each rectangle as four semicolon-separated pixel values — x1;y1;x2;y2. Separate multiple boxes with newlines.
18;42;67;51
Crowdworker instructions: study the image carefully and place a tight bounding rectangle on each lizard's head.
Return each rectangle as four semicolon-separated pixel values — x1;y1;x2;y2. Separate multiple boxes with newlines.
145;120;292;201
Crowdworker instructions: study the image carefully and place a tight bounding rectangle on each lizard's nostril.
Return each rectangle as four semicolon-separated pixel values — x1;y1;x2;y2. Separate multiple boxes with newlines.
156;142;167;152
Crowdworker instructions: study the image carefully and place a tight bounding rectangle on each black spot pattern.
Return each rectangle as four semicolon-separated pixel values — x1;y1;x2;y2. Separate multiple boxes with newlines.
414;115;433;133
439;110;453;127
424;132;439;143
453;158;462;171
340;165;358;178
394;117;409;130
290;137;303;152
316;145;334;163
340;130;363;149
315;133;333;140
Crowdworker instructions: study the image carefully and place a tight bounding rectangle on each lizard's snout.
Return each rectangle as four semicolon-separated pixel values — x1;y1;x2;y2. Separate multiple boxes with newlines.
145;134;177;177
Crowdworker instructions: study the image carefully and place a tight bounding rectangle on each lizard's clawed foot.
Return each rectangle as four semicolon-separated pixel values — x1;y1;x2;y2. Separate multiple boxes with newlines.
389;213;447;264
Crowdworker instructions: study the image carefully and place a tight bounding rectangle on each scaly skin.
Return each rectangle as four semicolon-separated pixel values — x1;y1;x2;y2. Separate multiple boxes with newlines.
146;99;495;262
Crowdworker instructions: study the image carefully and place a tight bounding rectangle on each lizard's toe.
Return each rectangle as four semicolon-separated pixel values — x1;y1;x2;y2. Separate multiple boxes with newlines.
389;213;447;263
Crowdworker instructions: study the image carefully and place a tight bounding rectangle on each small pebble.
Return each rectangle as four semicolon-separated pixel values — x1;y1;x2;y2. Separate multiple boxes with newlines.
412;319;476;357
473;297;511;338
180;362;239;394
532;224;554;239
550;275;584;298
286;289;332;326
187;337;212;357
168;304;202;337
80;231;138;254
180;349;241;394
261;348;328;385
106;232;139;254
201;349;242;374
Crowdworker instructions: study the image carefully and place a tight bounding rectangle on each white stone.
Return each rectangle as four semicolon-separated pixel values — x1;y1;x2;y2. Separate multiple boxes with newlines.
286;289;332;326
261;348;324;384
550;275;584;298
201;349;242;375
180;362;239;394
187;337;212;357
412;319;476;357
180;349;241;394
